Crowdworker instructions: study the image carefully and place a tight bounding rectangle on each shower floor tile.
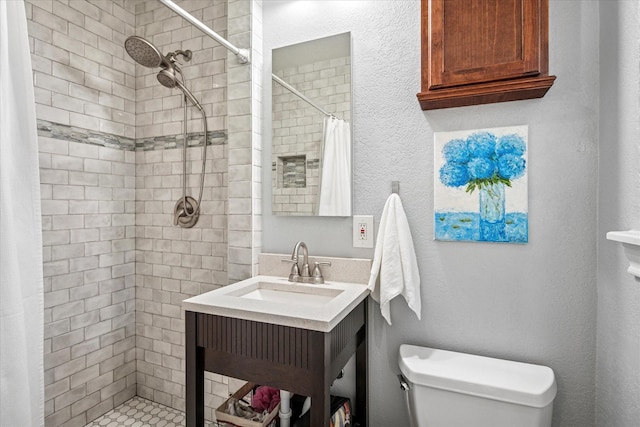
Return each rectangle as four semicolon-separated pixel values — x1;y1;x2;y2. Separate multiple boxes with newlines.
83;396;219;427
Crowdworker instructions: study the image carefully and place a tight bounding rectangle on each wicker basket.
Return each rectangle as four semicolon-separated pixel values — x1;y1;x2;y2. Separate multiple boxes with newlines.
215;382;280;427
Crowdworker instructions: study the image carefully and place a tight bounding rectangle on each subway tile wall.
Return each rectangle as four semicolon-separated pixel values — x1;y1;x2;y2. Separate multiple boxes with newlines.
227;0;262;284
133;0;227;139
26;0;260;424
132;0;231;419
26;1;140;425
39;137;137;427
25;0;138;139
134;143;230;415
249;0;263;278
271;55;351;215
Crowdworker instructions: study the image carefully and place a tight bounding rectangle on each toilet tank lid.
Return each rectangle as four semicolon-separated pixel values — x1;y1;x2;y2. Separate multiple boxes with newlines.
398;344;557;408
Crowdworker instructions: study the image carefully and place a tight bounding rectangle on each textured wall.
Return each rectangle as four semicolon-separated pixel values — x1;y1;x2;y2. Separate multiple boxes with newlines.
597;2;640;426
263;1;598;426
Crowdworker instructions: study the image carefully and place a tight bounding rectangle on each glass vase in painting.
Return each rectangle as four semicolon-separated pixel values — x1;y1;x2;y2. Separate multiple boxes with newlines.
479;181;506;241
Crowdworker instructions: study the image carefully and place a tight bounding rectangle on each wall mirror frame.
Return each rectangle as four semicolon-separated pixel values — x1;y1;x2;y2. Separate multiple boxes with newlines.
270;32;353;217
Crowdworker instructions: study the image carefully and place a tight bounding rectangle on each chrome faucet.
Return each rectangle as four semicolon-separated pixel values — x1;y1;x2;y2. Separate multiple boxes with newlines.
292;241;311;281
282;241;331;284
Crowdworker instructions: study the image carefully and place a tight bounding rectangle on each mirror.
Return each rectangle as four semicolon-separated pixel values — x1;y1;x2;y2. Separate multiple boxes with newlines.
271;33;352;216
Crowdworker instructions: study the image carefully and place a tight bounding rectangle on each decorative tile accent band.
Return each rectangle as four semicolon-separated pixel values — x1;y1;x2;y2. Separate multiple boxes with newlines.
272;159;319;171
136;130;227;151
37;119;227;151
37;119;135;150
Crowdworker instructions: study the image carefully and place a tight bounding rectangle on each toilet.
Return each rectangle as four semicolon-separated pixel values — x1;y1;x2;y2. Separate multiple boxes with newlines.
398;344;557;427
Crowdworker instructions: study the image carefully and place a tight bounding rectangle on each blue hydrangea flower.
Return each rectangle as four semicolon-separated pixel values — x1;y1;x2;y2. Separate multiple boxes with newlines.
467;158;496;179
496;134;526;156
466;132;496;158
439;163;469;187
497;154;526;179
442;139;470;164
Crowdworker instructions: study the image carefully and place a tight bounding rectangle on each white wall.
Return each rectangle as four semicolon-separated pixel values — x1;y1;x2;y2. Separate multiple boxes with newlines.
263;1;598;426
597;2;640;426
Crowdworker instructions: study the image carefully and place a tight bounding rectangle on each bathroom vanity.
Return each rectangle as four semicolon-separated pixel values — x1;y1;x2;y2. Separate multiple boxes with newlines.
183;264;371;427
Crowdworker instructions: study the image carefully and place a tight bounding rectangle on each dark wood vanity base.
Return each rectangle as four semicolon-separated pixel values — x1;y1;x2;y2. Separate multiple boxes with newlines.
186;299;368;427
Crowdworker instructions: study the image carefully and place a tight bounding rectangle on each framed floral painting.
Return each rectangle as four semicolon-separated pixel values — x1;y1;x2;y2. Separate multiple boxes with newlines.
434;125;528;243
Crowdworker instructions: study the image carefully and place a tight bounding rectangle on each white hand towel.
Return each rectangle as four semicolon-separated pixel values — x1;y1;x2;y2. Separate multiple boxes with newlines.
367;194;421;325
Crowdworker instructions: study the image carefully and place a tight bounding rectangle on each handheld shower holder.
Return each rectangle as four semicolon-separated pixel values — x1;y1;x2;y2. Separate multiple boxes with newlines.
125;35;207;229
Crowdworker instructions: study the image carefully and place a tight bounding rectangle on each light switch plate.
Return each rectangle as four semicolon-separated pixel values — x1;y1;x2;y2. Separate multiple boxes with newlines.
353;215;374;248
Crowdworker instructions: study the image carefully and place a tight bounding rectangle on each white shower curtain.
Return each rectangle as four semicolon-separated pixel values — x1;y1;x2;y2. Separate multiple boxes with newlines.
0;1;45;426
318;117;352;216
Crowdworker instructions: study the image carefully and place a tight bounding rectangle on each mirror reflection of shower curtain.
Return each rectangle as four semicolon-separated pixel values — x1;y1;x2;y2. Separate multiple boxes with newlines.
0;1;44;425
318;117;352;216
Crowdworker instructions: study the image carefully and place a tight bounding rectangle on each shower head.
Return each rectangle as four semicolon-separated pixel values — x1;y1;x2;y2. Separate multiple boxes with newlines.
156;68;179;88
124;36;167;68
125;36;192;69
157;69;203;111
125;35;202;110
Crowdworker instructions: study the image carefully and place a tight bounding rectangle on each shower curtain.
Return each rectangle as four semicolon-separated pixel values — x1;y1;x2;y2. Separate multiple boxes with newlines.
318;117;352;216
0;1;45;426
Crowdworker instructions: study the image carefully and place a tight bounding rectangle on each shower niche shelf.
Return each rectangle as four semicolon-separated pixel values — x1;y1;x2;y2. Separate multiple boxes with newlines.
607;230;640;278
277;155;307;189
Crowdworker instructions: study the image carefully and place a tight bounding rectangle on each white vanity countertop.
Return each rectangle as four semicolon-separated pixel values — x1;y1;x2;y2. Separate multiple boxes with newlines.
182;275;370;332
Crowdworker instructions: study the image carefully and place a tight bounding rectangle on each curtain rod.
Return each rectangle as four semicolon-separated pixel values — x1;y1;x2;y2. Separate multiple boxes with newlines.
272;74;334;118
158;0;250;64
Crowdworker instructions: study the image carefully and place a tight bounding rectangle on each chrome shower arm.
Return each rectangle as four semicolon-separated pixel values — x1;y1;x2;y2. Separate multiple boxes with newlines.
165;50;192;64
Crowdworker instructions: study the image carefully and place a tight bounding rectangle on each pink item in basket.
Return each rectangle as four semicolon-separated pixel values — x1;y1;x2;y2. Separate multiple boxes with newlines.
251;386;281;413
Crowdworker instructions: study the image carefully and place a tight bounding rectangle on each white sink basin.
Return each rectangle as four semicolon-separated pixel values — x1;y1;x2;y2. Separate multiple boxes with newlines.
182;275;369;331
232;281;343;305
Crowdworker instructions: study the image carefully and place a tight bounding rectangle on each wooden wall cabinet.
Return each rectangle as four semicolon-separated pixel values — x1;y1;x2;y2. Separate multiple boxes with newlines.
417;0;556;110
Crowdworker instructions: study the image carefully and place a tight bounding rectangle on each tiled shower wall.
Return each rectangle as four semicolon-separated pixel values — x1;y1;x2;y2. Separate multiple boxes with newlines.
271;55;350;215
39;138;137;427
134;142;231;413
133;0;228;140
25;0;139;425
27;0;261;425
227;0;262;282
26;0;137;138
132;0;231;415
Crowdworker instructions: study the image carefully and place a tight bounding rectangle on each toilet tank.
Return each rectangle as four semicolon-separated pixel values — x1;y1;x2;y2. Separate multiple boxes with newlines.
398;345;557;427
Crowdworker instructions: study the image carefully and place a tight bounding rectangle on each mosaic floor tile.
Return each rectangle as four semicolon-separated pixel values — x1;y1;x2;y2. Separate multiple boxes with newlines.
84;396;219;427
